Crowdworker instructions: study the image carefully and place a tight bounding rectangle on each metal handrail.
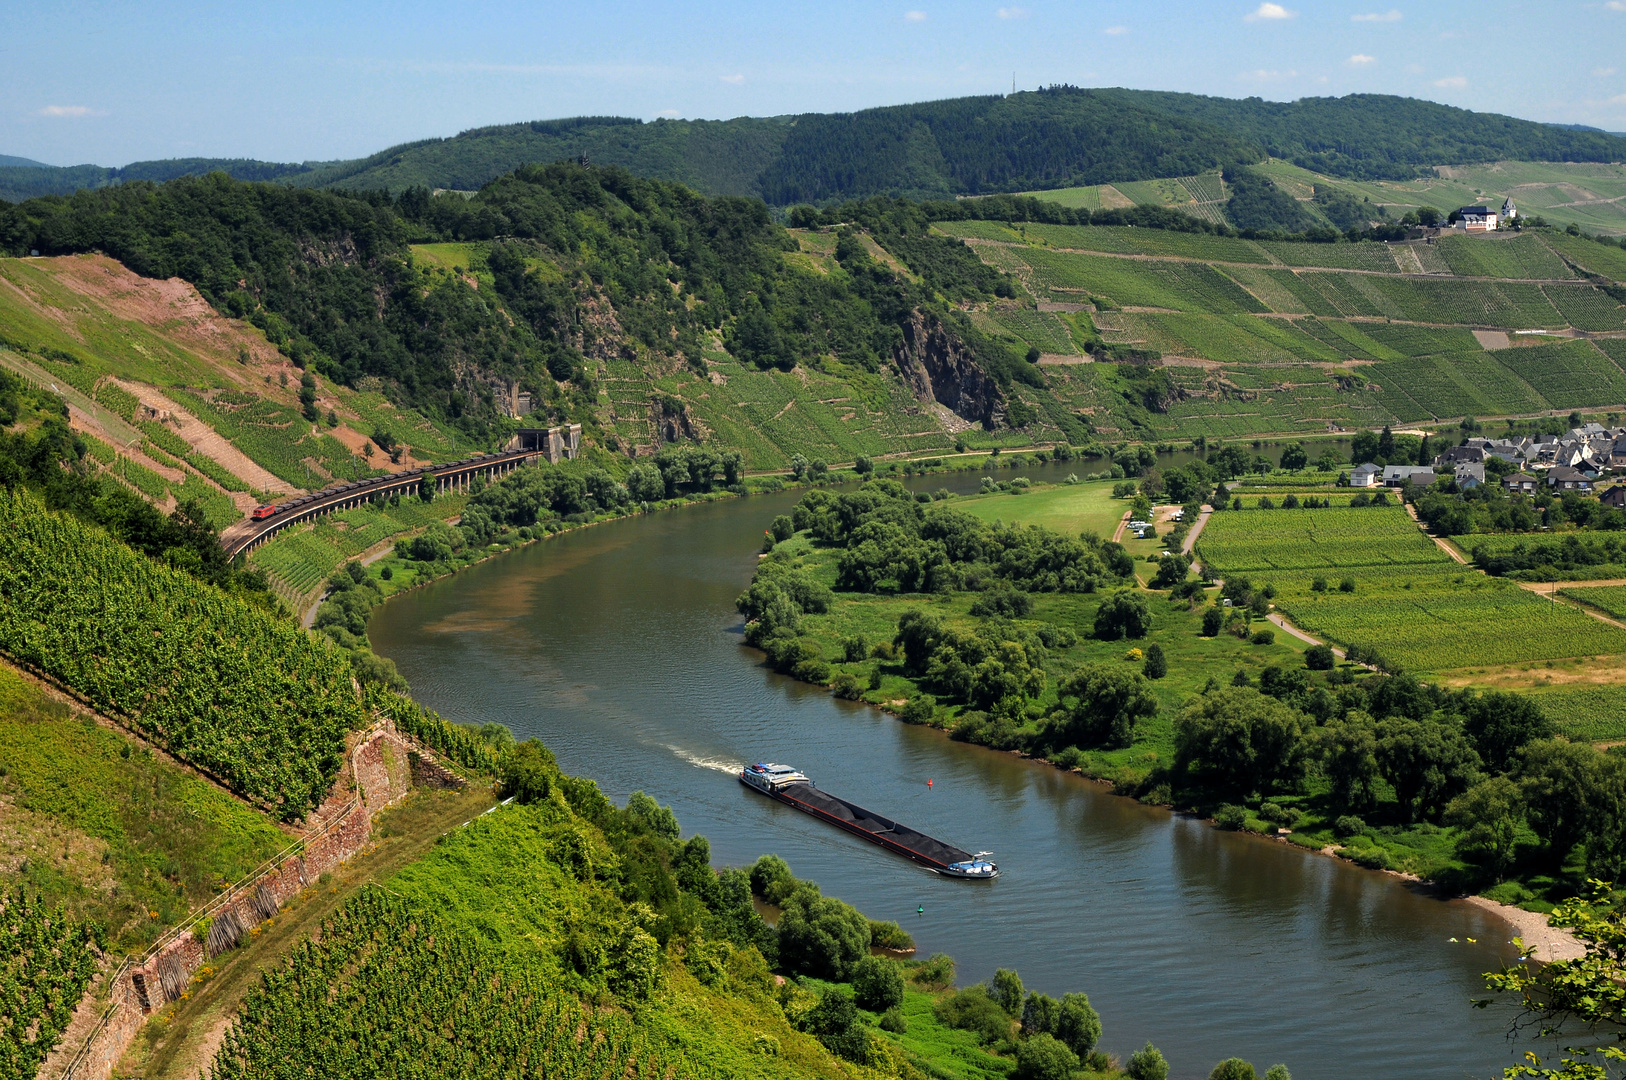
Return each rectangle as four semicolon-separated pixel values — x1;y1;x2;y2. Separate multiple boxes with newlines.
58;723;383;1079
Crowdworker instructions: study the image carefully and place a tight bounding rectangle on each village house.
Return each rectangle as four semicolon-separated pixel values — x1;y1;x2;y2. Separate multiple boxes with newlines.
1503;472;1540;493
1602;485;1626;509
1349;462;1381;488
1502;197;1517;221
1546;465;1594;492
1383;464;1438;488
1434;445;1485;467
1457;205;1499;232
1454;461;1485;489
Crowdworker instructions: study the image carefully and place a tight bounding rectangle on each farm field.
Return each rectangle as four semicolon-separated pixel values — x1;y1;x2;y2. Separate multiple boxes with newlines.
1197;506;1626;672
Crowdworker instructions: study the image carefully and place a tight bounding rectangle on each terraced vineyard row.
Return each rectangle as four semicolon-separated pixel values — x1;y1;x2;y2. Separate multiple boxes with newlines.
1;890;102;1079
0;489;361;816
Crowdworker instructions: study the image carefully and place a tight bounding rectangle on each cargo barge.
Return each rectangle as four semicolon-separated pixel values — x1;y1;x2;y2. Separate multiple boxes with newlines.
739;763;998;879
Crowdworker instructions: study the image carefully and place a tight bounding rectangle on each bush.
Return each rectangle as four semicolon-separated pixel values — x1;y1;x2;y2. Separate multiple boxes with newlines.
879;1006;908;1033
900;696;936;724
1258;802;1302;827
1310;576;1327;592
841;635;869;663
1339;578;1356;593
1305;644;1335;670
1209;1059;1258;1080
1334;814;1367;838
496;741;555;803
991;968;1025;1013
1014;1034;1079;1080
830;672;863;699
804;990;869;1063
749;854;795;903
852;955;905;1012
1250;628;1275;645
1127;1043;1171;1080
1201;607;1224;636
934;986;1010;1044
778;886;871;978
868;920;915;951
1055;992;1101;1057
909;952;955;990
1214;804;1249;830
1143;643;1167;680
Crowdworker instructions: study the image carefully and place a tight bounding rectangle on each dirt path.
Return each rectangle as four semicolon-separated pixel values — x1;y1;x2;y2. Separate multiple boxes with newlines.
1266;612;1349;660
1516;581;1626;629
120;784;496;1080
1181;504;1213;565
1111;509;1131;543
1401;503;1471;564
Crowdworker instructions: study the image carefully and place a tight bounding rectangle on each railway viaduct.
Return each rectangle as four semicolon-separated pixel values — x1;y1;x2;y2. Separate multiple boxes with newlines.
219;425;579;559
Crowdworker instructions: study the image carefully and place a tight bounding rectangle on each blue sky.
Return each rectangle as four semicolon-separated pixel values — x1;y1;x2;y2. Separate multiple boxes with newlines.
5;1;1625;167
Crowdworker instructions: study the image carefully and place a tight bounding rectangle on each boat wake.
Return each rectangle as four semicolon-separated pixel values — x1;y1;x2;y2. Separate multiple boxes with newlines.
664;745;742;775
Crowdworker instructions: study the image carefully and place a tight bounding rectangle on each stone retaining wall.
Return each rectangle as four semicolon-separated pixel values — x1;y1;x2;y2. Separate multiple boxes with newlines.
50;719;453;1080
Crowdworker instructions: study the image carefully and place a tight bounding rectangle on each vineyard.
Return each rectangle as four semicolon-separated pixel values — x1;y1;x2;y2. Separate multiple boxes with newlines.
249;494;468;599
1;889;102;1079
0;490;362;817
1433;234;1574;280
1198;506;1626;671
207;889;692;1080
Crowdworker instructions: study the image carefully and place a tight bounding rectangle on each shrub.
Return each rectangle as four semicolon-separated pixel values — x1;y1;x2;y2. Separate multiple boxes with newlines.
1214;804;1249;830
1339;578;1356;592
1143;643;1167;680
778;886;871;978
852;955;905;1012
1055;992;1101;1056
1209;1059;1258;1080
900;696;936;725
841;635;869;663
804;990;869;1063
1201;607;1224;636
867;920;915;951
1333;815;1367;838
497;741;555;804
909;952;955;989
1305;644;1335;670
1014;1034;1079;1080
830;672;863;699
1258;802;1302;827
934;986;1010;1044
1095;592;1152;640
1310;576;1327;592
1127;1043;1171;1080
749;854;795;903
879;1006;908;1033
1250;628;1276;645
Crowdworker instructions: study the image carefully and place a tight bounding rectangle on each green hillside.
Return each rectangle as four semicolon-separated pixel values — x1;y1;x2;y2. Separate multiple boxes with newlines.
6;88;1625;209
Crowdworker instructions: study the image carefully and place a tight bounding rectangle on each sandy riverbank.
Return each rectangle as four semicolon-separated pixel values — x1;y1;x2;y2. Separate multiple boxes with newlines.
1462;895;1586;962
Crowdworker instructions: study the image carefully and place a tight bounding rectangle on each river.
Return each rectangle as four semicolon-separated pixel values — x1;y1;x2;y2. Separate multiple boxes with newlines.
368;461;1534;1080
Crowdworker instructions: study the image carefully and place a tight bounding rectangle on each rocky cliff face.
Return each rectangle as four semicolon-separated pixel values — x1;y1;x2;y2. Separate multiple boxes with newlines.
892;310;1006;429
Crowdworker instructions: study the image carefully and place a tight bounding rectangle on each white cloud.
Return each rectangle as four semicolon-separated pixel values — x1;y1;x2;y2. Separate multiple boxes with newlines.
904;9;927;20
996;6;1028;18
719;73;744;84
1352;9;1402;21
1608;2;1626;11
1348;54;1377;65
1434;75;1467;88
37;105;95;117
1612;92;1626;104
1239;68;1298;81
1102;24;1130;34
1245;3;1295;21
1595;67;1618;76
656;109;681;118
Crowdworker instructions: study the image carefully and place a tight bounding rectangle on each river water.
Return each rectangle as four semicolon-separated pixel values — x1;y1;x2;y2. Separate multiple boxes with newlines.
369;462;1532;1080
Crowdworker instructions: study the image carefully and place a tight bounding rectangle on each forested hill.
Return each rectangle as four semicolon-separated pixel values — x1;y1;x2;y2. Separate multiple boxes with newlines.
1087;90;1626;180
7;88;1625;206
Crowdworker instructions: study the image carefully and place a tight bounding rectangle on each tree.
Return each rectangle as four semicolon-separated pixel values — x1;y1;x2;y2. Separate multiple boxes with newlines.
1351;430;1379;465
1021;992;1061;1037
1202;607;1224;636
991;968;1025;1013
1054;992;1101;1057
1459;692;1551;775
1304;644;1335;671
1014;1034;1078;1080
1316;713;1379;812
1126;1043;1171;1080
1095;592;1152;639
1316;448;1341;472
1175;688;1310;796
1377;425;1396;461
852;955;905;1012
627;462;665;502
1151;553;1189;589
1143;642;1167;680
1209;1060;1257;1080
1049;664;1160;749
1518;739;1610;866
1375;717;1481;823
1446;776;1525;880
854;455;874;476
497;740;554;803
1279;443;1307;471
778;886;871;978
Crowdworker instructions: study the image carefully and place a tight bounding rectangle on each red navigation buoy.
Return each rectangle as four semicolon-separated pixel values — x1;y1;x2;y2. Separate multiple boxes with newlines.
927;778;933;789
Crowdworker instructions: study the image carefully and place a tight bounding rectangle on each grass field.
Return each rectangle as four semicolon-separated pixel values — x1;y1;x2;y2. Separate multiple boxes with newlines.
950;480;1127;537
0;662;288;950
